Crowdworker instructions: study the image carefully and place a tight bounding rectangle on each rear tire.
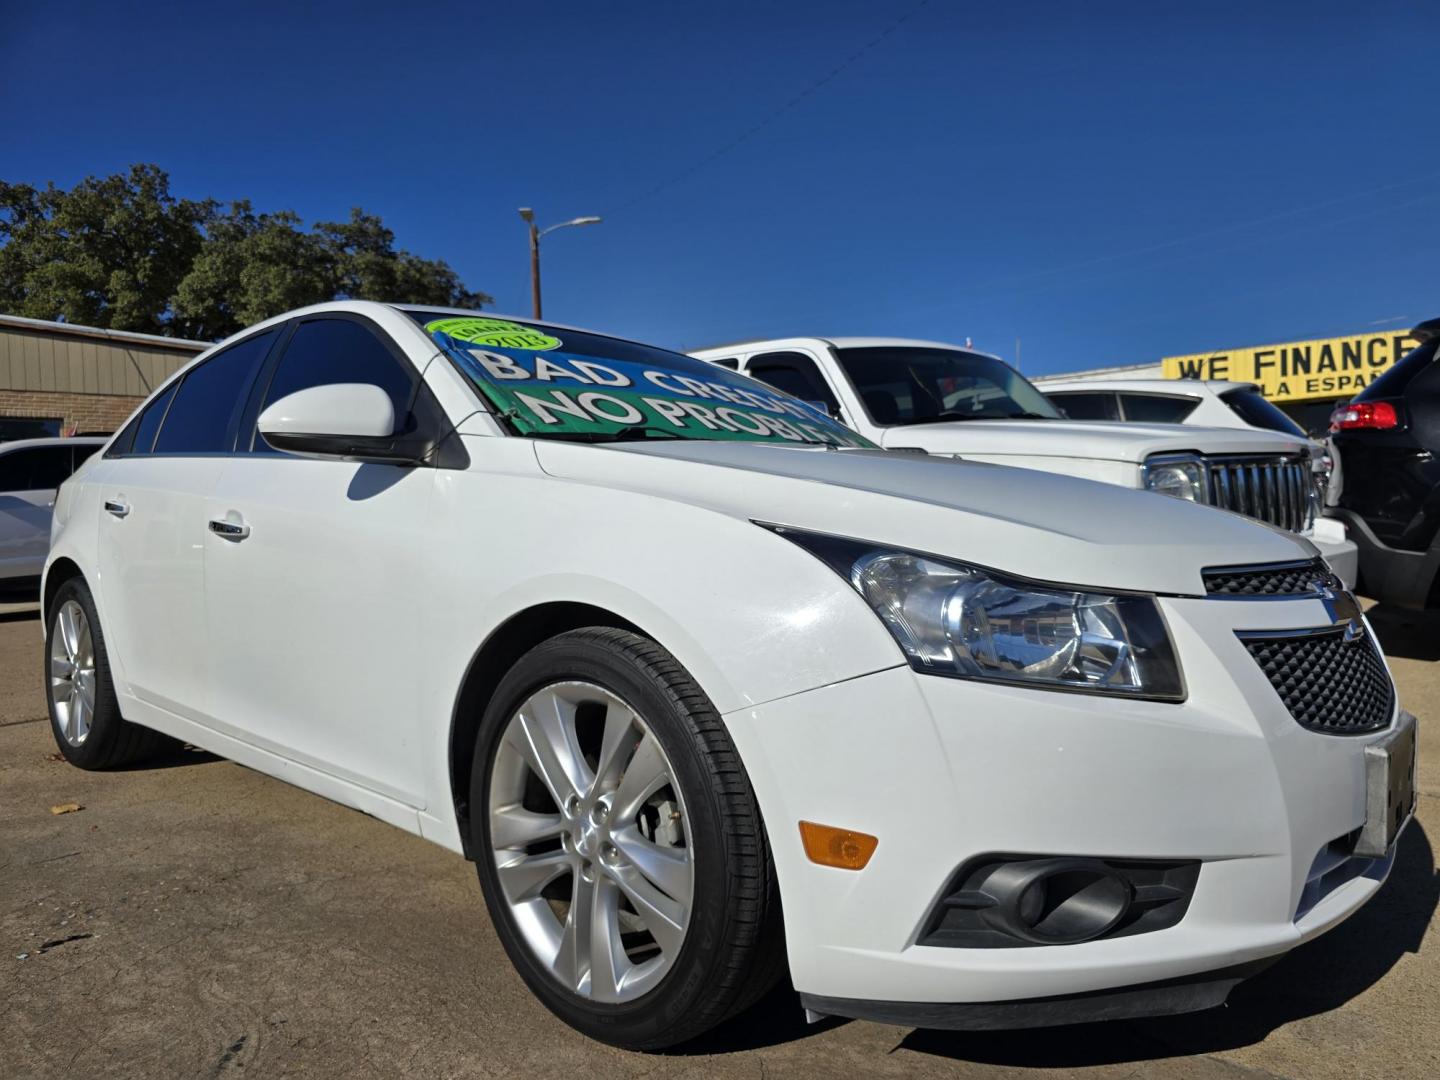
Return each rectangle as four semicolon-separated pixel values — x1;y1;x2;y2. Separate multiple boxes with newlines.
471;627;784;1050
45;577;175;769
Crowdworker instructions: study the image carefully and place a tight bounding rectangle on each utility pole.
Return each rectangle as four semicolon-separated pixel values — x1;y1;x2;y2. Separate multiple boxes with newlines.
517;208;602;320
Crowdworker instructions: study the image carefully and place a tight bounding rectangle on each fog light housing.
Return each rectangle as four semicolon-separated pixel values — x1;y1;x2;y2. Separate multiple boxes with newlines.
920;854;1200;948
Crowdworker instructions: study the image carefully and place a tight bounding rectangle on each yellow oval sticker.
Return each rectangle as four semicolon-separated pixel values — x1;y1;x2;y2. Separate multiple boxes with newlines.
425;317;561;351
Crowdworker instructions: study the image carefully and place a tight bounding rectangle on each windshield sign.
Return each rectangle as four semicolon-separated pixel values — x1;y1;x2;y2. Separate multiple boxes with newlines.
424;316;874;447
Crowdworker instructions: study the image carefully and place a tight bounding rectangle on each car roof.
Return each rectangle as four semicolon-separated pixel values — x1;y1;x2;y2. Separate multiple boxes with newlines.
689;335;1006;364
0;436;108;453
1038;378;1259;395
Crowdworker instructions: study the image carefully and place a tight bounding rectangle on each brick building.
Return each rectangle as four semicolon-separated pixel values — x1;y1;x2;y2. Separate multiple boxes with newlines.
0;314;207;441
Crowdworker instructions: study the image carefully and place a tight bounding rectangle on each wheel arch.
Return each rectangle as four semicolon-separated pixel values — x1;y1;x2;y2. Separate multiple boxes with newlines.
42;557;85;625
447;600;644;859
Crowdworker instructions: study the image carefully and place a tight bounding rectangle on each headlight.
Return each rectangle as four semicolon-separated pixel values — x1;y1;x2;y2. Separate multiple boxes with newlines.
771;528;1184;701
1143;455;1207;502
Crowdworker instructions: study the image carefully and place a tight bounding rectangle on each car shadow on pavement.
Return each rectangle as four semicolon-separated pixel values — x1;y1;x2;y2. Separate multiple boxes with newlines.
107;742;223;771
897;821;1438;1068
0;607;40;623
1366;604;1440;662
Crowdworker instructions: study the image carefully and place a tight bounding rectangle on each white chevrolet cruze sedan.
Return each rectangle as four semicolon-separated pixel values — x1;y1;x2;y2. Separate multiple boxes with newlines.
44;302;1414;1049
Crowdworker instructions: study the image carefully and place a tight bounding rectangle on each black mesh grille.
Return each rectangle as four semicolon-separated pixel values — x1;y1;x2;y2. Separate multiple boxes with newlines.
1239;628;1394;734
1203;560;1335;597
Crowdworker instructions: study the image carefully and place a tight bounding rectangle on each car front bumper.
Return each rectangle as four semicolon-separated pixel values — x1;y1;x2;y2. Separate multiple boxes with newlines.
1328;508;1440;610
721;593;1408;1019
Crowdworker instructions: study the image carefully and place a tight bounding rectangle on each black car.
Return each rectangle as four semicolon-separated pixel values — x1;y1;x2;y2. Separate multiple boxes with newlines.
1328;316;1440;608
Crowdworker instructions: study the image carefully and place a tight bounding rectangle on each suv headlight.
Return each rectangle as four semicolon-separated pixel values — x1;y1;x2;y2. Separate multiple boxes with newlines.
1143;454;1207;502
770;528;1184;701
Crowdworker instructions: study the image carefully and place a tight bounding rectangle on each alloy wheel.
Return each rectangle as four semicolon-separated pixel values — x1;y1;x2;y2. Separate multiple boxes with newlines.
50;599;97;747
488;681;694;1003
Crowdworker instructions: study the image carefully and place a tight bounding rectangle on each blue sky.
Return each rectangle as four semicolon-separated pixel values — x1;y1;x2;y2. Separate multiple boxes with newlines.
4;1;1437;374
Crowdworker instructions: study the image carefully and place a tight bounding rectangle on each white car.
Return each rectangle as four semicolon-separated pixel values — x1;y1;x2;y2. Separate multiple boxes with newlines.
46;302;1413;1049
1036;377;1309;436
0;436;105;598
689;340;1357;587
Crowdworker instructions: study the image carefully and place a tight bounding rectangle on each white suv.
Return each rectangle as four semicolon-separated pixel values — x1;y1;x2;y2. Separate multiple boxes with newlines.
0;436;105;598
690;338;1357;586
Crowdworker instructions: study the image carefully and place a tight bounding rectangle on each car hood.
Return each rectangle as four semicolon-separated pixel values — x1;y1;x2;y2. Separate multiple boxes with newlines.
878;419;1305;462
532;439;1312;596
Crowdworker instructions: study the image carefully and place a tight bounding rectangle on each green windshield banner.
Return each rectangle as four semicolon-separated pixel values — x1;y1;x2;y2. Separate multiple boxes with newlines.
427;318;871;447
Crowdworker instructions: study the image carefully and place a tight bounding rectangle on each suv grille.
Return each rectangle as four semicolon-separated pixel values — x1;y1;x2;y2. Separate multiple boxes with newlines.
1238;627;1394;735
1203;559;1338;597
1206;455;1314;532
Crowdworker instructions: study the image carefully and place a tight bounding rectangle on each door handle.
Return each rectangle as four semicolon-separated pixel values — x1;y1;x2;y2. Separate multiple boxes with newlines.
208;517;251;541
104;499;130;518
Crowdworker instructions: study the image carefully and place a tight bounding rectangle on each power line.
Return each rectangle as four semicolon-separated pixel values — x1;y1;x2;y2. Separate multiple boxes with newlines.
603;1;930;217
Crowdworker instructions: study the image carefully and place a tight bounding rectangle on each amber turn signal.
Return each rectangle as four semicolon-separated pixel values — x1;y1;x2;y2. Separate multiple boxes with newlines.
799;821;878;870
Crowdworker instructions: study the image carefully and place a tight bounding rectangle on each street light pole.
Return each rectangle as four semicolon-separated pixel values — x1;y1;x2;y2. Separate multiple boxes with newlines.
517;208;602;320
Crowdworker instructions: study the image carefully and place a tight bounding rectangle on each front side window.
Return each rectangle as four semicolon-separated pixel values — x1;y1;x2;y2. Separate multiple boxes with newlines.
413;313;872;447
1048;391;1118;421
153;330;278;454
0;446;71;492
1218;388;1306;437
834;347;1062;426
261;318;416;420
1118;394;1199;424
747;352;840;414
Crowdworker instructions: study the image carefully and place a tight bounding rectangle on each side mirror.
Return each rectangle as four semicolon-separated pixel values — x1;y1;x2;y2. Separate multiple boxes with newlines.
257;383;424;464
806;400;842;421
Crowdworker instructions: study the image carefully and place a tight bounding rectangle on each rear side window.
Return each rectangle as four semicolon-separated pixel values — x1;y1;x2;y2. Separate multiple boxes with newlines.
1049;391;1118;421
1356;340;1438;401
114;382;178;456
747;351;839;412
1219;388;1306;437
152;330;278;454
1118;394;1199;424
261;318;415;420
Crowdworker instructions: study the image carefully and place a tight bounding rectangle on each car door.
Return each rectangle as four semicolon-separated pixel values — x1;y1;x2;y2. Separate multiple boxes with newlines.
0;444;74;585
203;313;440;806
95;328;280;718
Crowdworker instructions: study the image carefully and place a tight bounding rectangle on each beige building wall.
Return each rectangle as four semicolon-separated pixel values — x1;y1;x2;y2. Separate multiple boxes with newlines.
0;316;207;436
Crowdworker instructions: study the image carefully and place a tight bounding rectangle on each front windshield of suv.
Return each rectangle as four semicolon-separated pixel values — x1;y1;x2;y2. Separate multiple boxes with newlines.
411;312;875;448
1219;387;1307;438
834;346;1063;425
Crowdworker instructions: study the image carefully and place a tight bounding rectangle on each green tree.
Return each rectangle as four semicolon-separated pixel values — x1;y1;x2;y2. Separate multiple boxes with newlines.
0;164;209;333
0;165;491;340
171;202;334;340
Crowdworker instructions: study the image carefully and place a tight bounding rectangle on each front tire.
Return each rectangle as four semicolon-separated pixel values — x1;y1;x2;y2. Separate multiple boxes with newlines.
471;628;783;1050
45;577;174;769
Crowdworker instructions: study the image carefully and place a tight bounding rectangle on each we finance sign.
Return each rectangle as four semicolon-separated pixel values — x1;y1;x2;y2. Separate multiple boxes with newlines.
1161;330;1420;402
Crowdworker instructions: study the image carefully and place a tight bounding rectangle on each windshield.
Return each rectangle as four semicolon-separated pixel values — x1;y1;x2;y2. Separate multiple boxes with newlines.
833;346;1063;425
1218;387;1307;438
412;312;875;448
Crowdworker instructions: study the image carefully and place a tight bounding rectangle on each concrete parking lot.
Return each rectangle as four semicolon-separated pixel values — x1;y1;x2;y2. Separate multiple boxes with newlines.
2;601;1438;1080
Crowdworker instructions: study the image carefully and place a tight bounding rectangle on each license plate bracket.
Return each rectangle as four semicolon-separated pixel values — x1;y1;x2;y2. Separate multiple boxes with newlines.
1355;711;1417;859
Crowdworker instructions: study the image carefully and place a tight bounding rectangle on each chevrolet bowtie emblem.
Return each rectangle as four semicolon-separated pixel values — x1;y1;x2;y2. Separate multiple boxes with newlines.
1314;576;1364;640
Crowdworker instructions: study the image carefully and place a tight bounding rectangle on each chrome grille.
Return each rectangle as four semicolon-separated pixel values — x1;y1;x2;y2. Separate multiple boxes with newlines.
1205;455;1314;533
